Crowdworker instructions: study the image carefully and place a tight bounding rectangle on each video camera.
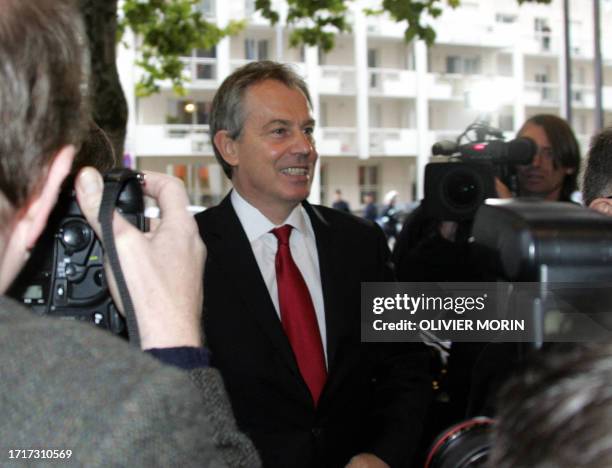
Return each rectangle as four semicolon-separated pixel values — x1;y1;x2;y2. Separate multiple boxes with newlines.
424;121;536;221
8;169;146;337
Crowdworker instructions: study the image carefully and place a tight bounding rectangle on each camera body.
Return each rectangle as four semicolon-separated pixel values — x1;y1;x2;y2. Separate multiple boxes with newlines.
425;130;536;221
8;169;146;336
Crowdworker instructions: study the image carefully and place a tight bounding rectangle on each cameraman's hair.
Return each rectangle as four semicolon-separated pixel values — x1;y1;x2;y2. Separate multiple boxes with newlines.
210;60;312;179
491;344;612;468
582;128;612;206
0;0;90;223
519;114;581;201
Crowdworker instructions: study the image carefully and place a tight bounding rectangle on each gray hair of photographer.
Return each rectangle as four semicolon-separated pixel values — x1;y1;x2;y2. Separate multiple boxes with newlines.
490;343;612;468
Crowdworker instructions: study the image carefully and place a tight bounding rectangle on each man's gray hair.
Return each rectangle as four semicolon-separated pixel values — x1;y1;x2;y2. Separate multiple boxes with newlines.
209;60;312;179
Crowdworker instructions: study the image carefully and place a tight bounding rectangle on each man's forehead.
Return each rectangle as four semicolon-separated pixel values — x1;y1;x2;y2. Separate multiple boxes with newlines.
243;80;313;123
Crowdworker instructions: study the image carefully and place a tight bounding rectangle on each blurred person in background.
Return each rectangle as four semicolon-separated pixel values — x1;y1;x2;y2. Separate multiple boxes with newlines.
331;188;351;213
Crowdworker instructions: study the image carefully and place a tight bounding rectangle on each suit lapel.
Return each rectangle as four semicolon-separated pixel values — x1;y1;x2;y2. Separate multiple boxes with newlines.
302;202;346;376
203;195;302;380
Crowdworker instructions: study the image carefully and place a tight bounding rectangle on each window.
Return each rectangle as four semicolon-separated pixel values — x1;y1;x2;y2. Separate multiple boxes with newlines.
464;57;481;75
245;39;269;60
446;56;461;74
358;165;379;203
495;13;517;24
197;0;215;17
535;72;550;100
368;49;379;88
168;100;213;125
446;56;480;75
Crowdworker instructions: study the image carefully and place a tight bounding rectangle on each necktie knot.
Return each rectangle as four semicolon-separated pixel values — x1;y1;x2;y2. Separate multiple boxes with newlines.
271;224;293;246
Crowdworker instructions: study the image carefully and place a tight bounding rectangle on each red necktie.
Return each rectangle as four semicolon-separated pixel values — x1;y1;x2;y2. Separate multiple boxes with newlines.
271;225;327;406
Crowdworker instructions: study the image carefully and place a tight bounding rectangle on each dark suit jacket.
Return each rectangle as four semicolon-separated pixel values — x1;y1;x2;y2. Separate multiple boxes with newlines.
196;195;431;468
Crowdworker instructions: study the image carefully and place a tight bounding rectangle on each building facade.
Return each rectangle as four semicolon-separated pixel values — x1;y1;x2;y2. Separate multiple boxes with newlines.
118;0;612;211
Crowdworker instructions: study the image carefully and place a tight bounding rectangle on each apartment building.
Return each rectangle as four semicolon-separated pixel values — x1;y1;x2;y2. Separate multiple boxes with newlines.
118;0;612;211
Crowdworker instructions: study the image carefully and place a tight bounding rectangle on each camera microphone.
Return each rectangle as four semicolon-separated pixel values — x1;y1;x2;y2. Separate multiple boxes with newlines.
432;137;537;165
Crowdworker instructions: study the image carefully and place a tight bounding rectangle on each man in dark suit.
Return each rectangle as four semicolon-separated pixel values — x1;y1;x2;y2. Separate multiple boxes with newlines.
0;1;258;465
196;61;431;468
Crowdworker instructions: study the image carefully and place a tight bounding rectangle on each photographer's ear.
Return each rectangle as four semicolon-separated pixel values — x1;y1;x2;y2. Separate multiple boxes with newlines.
22;145;75;250
589;198;612;217
0;145;74;293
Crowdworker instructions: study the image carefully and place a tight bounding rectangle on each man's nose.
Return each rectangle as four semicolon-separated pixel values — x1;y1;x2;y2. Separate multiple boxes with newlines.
291;131;315;156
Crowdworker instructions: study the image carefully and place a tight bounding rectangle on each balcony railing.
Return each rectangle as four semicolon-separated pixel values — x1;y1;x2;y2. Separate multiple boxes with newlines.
318;127;357;155
319;66;357;95
369;129;417;156
368;68;417;97
524;81;560;107
135;125;213;156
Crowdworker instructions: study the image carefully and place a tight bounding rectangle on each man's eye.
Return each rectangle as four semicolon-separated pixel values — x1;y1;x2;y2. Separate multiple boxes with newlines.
304;127;314;136
272;128;287;135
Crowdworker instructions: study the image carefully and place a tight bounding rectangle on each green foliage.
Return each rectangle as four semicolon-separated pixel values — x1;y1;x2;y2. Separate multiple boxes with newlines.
119;0;552;96
119;0;244;96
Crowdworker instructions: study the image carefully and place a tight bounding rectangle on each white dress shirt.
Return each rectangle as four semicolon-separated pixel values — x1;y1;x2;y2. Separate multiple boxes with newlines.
231;189;328;364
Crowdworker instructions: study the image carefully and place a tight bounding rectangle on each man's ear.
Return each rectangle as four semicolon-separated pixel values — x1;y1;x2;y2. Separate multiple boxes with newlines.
22;145;75;249
589;197;612;216
213;130;239;168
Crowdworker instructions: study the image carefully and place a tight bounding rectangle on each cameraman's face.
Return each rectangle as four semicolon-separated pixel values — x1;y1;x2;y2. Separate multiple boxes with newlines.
517;123;572;201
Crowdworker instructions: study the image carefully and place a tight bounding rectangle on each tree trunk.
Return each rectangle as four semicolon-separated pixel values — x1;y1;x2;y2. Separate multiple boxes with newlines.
79;0;127;167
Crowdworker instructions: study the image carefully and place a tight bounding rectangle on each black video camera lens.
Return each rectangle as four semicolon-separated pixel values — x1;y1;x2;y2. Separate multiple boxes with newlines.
443;170;482;210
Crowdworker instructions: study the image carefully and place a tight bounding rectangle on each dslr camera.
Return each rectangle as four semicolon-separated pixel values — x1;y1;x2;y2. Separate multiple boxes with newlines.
8;169;146;336
425;121;536;221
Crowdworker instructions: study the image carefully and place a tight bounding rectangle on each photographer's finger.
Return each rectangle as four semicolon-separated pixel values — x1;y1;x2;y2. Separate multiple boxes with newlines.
141;171;191;221
75;167;104;237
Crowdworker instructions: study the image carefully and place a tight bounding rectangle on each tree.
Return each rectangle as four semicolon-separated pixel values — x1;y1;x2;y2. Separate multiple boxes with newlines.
80;0;551;163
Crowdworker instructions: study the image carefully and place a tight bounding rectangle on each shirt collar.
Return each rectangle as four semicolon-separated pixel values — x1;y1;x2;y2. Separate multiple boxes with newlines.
231;189;309;242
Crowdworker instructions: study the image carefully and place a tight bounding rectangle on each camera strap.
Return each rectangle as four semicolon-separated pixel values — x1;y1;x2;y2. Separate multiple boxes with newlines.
98;173;141;348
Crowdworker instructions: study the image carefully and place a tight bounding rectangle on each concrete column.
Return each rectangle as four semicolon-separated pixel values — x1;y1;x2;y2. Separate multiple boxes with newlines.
216;0;231;81
352;4;369;159
414;40;429;200
305;46;321;204
513;43;526;132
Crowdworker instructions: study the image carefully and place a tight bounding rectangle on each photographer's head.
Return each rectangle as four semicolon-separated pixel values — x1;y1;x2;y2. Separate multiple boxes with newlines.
517;114;580;201
491;344;612;468
0;0;89;292
582;128;612;216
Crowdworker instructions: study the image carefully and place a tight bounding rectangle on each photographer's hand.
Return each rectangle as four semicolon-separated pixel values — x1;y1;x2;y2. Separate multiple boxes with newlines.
75;167;205;349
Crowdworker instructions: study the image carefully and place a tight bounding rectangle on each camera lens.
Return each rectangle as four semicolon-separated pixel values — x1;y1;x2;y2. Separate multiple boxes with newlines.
61;220;92;252
442;169;482;211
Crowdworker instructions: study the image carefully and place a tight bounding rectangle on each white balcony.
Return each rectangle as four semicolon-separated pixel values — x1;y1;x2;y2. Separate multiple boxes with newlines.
135;125;213;157
524;81;560;107
426;74;516;105
368;69;417;97
319;66;357;95
318;127;357;156
434;21;516;48
369;129;417;156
